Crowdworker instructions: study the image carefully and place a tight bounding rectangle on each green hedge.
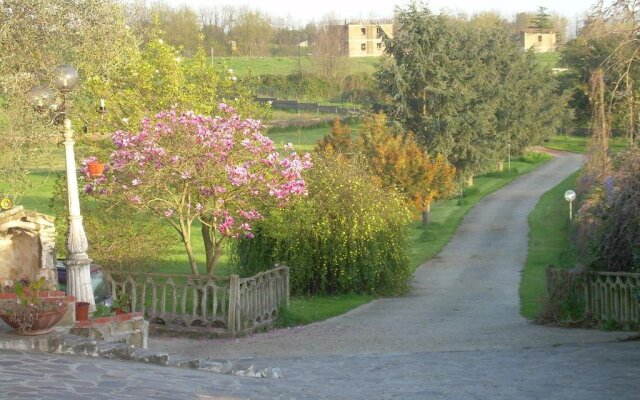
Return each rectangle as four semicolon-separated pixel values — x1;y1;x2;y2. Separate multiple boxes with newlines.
232;153;412;295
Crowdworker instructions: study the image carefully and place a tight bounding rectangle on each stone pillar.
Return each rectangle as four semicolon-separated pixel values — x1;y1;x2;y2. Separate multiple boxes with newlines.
63;117;95;309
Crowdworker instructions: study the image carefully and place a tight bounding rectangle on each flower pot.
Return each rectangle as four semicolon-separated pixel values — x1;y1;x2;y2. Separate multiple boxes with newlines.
87;162;105;177
0;302;68;335
76;302;90;321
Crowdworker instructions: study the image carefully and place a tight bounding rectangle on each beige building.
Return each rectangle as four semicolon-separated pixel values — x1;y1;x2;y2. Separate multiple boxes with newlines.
518;30;557;53
337;22;394;57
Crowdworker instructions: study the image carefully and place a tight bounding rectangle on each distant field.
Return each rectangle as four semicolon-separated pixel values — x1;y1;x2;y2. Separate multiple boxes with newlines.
535;52;560;69
199;56;380;77
193;53;554;76
545;134;630;154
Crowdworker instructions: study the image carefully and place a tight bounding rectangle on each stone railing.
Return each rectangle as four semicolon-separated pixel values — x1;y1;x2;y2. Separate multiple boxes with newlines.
583;271;640;325
231;265;289;333
546;268;640;326
104;265;289;336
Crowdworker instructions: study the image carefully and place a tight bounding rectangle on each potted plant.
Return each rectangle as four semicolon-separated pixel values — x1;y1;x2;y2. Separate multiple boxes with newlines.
112;291;131;315
91;303;114;318
0;277;68;335
87;161;105;177
82;156;106;178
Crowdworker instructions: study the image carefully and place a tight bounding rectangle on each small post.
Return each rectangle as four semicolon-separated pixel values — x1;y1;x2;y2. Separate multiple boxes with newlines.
564;190;576;221
228;274;240;334
284;266;290;307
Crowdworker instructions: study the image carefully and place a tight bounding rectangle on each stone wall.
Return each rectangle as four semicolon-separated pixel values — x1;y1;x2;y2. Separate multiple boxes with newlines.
0;206;57;289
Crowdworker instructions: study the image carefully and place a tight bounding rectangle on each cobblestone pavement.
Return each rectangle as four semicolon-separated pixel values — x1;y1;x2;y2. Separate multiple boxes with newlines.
2;151;638;399
1;341;640;399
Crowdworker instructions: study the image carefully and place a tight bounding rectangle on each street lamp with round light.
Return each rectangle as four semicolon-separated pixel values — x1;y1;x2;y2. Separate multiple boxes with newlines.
52;65;79;93
564;189;576;221
29;65;95;310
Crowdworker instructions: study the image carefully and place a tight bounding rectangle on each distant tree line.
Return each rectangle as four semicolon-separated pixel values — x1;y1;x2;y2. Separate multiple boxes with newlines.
121;1;569;58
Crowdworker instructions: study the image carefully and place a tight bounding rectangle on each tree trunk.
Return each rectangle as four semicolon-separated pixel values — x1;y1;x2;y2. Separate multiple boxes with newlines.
202;224;224;275
183;238;199;276
466;174;474;187
497;161;504;172
422;202;431;225
202;224;214;270
207;241;224;275
627;76;635;145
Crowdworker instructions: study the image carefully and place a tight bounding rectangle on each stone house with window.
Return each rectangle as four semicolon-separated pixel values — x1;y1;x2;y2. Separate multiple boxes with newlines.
517;30;557;53
335;21;393;57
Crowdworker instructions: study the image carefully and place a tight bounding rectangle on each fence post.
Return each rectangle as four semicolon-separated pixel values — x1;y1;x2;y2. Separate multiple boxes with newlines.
284;266;290;307
228;274;240;334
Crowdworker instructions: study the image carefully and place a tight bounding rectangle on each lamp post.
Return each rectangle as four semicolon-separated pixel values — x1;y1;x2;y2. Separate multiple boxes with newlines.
564;189;576;221
29;65;95;310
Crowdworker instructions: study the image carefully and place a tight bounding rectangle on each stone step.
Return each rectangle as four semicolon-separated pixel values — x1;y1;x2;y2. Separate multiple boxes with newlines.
96;342;135;360
134;348;170;366
168;354;201;369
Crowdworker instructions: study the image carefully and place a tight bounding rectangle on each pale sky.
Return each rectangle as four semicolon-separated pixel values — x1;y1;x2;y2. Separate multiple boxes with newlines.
171;0;595;25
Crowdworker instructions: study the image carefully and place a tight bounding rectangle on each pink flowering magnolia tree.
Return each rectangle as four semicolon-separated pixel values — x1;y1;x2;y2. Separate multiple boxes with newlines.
84;105;311;275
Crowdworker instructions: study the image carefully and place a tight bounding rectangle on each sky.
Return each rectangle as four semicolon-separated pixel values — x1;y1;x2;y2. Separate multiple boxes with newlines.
170;0;595;25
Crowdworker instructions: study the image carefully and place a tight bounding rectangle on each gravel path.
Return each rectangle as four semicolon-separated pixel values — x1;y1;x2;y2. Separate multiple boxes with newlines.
149;151;630;360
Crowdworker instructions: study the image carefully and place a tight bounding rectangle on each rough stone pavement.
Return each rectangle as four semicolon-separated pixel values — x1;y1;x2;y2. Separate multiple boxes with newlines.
1;341;640;399
1;151;639;399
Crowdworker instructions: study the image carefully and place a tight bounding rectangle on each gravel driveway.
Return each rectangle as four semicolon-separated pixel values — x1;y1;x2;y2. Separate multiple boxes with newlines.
149;151;630;360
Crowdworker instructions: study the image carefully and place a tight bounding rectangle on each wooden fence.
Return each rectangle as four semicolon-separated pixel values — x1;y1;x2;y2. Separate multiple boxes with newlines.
104;265;289;336
547;268;640;326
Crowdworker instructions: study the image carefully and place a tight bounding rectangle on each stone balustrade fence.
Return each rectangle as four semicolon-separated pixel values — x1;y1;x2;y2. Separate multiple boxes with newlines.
103;265;289;336
547;268;640;326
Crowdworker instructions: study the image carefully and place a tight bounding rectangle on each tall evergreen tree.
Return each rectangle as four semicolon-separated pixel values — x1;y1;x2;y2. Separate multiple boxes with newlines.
376;3;565;181
529;6;553;30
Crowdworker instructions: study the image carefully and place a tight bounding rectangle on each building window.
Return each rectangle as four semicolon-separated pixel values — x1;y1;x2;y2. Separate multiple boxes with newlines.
361;27;366;35
377;42;382;49
361;43;366;51
376;26;383;36
538;35;543;42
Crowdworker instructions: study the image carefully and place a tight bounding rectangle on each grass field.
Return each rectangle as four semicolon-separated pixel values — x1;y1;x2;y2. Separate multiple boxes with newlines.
202;53;552;77
535;52;560;69
201;56;380;77
545;134;630;154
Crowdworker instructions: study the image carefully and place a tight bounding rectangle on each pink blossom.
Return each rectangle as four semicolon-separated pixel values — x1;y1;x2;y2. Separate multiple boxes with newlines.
129;195;142;205
85;106;312;268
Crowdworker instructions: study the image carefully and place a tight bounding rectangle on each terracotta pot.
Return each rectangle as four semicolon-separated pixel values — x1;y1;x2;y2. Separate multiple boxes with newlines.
87;162;105;177
75;302;90;321
0;302;68;335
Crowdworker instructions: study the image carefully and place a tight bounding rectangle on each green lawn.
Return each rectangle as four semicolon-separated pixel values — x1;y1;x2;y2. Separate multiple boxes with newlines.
520;171;579;319
545;134;630;153
535;52;560;69
199;56;380;77
266;124;333;152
